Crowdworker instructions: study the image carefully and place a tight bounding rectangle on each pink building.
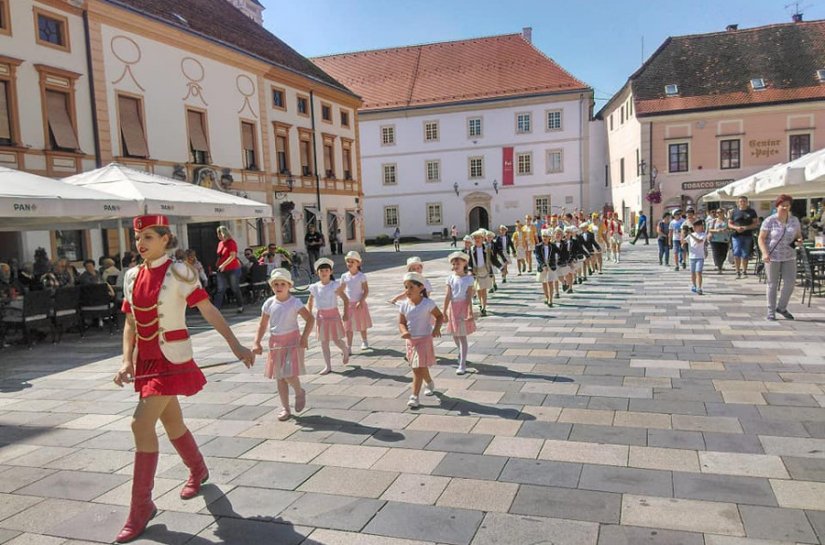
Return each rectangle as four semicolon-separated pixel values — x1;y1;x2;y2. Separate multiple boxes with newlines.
599;17;825;224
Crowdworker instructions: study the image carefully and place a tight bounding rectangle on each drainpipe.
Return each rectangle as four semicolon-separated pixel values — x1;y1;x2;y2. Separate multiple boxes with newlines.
648;120;654;235
579;94;584;210
309;90;322;234
82;10;102;168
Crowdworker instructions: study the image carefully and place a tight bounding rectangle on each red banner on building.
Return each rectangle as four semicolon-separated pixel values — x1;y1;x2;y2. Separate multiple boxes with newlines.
502;147;514;186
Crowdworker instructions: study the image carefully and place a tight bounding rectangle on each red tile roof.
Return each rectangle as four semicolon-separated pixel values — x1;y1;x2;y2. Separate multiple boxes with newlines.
628;19;825;117
313;34;589;112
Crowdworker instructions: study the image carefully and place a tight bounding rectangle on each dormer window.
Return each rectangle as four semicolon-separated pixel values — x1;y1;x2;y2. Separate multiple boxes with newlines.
817;69;825;83
664;84;679;96
751;78;766;90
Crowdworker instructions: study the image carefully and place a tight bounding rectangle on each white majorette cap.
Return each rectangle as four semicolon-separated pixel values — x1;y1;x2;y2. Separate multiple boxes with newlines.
564;226;576;233
463;235;473;242
269;268;293;285
314;257;334;270
541;229;553;237
498;224;508;231
471;229;486;238
345;250;362;262
554;227;564;234
485;230;495;237
448;251;469;262
406;256;422;270
403;271;426;285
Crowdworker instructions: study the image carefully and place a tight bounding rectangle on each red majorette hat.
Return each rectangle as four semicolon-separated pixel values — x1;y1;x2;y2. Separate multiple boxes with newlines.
133;215;169;232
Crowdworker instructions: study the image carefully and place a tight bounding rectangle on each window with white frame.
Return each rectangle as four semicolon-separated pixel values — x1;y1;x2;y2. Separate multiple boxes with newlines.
426;203;442;225
425;160;440;182
534;196;550;217
381;125;395;145
516;152;532;175
516;112;532;134
469;157;483;178
424;121;439;142
547;149;563;173
546;110;562;131
468;117;482;138
384;206;399;228
382;163;397;185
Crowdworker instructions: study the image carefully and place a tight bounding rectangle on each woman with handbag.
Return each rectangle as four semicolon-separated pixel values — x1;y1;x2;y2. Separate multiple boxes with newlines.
708;209;731;274
758;194;802;321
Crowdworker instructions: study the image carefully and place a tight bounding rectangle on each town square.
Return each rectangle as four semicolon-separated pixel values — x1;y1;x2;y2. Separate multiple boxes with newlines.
3;0;825;544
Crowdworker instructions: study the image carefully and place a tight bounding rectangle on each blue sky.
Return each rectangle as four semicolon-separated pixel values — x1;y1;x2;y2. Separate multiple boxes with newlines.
261;0;824;108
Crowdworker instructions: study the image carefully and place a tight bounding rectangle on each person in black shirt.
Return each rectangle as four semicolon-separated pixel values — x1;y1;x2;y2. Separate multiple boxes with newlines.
305;224;325;267
728;196;759;278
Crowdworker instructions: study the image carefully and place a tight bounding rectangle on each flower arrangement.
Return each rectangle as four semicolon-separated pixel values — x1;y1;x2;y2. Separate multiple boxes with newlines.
279;200;295;214
645;189;662;204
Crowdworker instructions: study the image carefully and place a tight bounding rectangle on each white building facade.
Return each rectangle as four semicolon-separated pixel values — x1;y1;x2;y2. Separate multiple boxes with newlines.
314;31;594;240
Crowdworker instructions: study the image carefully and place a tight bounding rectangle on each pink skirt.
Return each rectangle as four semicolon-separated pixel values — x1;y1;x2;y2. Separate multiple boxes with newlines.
316;308;345;342
406;335;436;368
265;330;305;379
343;301;372;332
446;299;476;337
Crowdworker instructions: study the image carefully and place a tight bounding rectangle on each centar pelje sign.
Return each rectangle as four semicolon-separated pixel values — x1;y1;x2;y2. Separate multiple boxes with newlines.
749;138;780;159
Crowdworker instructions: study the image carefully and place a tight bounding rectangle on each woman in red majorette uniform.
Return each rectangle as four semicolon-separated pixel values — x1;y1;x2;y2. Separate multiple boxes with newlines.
112;215;254;543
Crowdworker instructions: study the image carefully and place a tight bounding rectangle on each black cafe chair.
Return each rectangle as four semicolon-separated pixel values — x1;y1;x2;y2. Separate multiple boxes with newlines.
1;290;53;349
52;286;81;343
79;283;117;336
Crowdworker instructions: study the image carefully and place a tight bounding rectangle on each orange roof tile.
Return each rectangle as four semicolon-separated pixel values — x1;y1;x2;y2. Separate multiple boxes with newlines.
313;34;589;112
636;86;825;116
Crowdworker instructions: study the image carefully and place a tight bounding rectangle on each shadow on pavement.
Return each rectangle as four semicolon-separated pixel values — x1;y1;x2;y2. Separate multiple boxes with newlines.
293;414;405;443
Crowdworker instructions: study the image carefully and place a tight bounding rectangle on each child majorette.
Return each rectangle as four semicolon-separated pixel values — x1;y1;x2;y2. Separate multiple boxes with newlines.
534;229;560;307
443;251;476;374
113;215;254;543
552;228;568;298
253;268;314;421
468;229;496;316
390;256;434;303
307;258;350;375
341;251;373;352
399;271;444;407
573;225;592;284
582;221;604;274
512;220;528;275
493;225;515;284
561;226;582;293
609;216;623;263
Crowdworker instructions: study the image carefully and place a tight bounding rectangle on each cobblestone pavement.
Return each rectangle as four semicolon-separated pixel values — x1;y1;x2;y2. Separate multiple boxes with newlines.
2;241;825;544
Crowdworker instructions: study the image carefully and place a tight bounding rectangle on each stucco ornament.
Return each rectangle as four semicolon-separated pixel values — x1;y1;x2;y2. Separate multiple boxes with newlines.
181;57;208;106
110;35;145;91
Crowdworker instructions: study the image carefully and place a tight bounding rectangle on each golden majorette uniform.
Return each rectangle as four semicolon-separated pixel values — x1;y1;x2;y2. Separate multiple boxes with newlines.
122;215;209;397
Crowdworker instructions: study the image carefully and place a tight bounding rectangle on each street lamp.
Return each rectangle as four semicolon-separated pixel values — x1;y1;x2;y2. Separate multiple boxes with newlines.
453;182;459;196
275;174;295;200
648;165;659;237
492;179;499;194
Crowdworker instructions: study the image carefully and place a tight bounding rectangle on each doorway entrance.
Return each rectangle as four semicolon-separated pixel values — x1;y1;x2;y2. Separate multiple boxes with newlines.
187;221;220;274
468;206;489;232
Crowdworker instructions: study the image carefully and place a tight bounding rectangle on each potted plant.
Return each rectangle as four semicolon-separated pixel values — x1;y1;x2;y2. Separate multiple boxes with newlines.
280;201;295;214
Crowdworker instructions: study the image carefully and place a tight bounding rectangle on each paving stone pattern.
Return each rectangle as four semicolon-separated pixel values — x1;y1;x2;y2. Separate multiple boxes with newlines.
1;241;825;544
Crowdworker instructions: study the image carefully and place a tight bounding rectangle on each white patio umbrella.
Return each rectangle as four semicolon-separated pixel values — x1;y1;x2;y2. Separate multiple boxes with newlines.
62;163;271;221
701;164;783;203
0;166;139;231
754;151;825;196
804;148;825;184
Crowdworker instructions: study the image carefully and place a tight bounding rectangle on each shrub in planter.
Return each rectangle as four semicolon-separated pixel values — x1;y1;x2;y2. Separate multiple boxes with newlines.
375;234;390;246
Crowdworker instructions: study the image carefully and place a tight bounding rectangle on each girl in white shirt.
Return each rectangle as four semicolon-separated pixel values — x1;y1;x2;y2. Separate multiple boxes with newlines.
341;251;373;352
253;268;314;421
443;252;475;375
307;258;350;375
399;271;443;408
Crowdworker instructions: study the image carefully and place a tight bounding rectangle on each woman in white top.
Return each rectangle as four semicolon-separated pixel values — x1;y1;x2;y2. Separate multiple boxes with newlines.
341;251;373;352
252;269;314;421
399;272;443;408
307;258;350;375
443;252;476;375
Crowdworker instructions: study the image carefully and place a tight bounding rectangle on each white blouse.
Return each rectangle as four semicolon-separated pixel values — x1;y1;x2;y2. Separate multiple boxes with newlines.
400;298;436;337
446;274;474;300
261;296;304;335
341;271;367;302
309;280;341;310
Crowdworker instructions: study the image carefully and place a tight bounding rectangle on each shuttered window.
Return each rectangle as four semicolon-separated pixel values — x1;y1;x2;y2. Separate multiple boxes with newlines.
0;81;11;143
300;139;312;176
276;135;288;173
241;121;257;169
323;142;333;177
118;95;148;158
46;90;78;150
187;109;209;163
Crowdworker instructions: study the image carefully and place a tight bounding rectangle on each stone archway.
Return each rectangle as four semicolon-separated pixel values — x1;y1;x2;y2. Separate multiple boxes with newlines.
464;191;492;233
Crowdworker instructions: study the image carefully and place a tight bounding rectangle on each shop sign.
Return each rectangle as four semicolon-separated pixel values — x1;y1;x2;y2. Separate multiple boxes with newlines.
749;138;780;159
681;179;733;191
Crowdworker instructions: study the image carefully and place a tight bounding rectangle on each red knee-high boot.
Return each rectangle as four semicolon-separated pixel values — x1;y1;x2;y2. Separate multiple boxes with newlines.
115;451;158;543
170;430;208;499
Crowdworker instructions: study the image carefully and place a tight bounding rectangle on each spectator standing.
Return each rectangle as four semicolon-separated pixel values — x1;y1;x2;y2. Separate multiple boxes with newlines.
759;194;802;321
707;209;731;274
214;225;244;313
450;225;458;247
657;212;672;266
305;224;325;265
393;227;401;252
630;210;649;245
729;196;759;278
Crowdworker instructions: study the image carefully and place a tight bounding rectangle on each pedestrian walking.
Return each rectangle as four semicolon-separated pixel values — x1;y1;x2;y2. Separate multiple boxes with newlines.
341;251;373;352
214;225;245;313
113;215;254;543
630;210;649;245
443;252;475;375
684;219;708;294
758;194;802;321
657;212;672;266
253;268;313;421
729;196;759;278
307;258;349;375
399;271;443;408
450;225;458;247
669;210;686;270
707;209;731;273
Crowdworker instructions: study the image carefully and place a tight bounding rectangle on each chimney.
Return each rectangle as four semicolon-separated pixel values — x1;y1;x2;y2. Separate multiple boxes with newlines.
726;24;738;31
792;12;803;22
522;27;532;43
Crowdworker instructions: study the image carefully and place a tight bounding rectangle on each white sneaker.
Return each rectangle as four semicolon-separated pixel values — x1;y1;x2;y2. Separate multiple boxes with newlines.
423;381;435;396
407;395;419;408
360;341;369;350
456;366;466;375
